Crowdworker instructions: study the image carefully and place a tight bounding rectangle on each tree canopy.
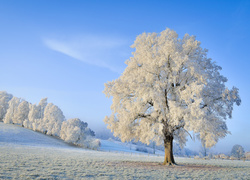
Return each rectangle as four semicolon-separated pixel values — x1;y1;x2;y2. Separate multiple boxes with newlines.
104;28;241;165
231;144;245;159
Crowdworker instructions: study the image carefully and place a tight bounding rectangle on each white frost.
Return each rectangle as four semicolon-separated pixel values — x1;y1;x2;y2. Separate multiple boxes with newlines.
104;28;241;148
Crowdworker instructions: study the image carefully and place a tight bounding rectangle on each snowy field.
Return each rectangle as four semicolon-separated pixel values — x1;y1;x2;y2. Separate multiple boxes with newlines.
1;123;250;179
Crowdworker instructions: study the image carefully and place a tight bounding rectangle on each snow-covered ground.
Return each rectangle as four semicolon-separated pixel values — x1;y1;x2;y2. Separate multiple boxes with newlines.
1;122;250;179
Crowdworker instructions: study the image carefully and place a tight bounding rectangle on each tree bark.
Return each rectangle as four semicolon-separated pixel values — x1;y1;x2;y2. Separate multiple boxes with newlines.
163;135;176;165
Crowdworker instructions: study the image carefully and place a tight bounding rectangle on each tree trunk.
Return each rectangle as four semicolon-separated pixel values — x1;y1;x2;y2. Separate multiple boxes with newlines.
163;135;176;165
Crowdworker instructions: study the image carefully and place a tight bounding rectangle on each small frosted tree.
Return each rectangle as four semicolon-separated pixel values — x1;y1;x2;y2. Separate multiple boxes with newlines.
60;118;99;149
0;91;13;121
25;98;48;132
104;28;241;165
24;104;38;130
43;103;65;136
38;98;48;119
60;118;88;145
33;98;48;132
200;140;209;157
3;97;21;124
13;100;30;126
231;144;245;159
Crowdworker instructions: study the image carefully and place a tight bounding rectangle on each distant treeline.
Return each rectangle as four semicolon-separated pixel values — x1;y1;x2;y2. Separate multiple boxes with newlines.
0;91;100;149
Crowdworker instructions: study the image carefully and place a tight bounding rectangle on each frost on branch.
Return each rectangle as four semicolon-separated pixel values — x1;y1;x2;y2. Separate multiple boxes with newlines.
103;28;241;151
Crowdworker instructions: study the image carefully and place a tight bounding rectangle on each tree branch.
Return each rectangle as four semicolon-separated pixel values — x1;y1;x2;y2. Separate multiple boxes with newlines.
147;100;154;106
173;124;184;131
165;89;169;111
183;129;193;140
137;113;151;119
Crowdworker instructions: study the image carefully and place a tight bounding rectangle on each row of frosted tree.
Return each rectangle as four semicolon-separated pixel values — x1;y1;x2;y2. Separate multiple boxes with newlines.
0;91;100;149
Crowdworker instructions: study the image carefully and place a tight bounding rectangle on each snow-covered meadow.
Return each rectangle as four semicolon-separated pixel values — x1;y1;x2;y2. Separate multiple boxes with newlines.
1;123;250;179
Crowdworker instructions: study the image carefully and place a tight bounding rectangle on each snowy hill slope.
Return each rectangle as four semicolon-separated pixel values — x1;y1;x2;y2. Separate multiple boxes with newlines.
0;122;163;155
0;123;116;151
0;122;71;148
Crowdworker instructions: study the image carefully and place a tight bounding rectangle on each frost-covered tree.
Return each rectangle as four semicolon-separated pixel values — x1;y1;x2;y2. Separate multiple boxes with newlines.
103;28;241;165
3;97;21;124
0;91;13;121
200;144;208;158
43;103;65;136
60;118;99;149
61;118;87;144
24;98;48;132
1;91;99;149
24;104;39;130
13;100;30;126
231;144;245;159
38;97;48;119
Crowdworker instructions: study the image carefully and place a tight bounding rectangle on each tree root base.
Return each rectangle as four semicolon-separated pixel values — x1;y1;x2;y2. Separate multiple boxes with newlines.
163;162;177;166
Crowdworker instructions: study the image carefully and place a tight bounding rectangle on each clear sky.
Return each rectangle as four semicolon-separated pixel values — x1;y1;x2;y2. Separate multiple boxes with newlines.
0;0;249;153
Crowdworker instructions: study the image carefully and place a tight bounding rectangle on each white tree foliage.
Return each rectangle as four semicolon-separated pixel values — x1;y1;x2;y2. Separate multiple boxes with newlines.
24;98;48;131
13;100;30;126
0;91;13;121
24;104;39;130
104;28;241;148
43;103;65;136
60;118;99;149
30;98;48;132
3;97;21;124
61;118;84;143
0;92;100;149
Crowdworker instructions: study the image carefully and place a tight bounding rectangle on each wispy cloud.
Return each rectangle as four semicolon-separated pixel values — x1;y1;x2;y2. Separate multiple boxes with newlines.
43;35;130;73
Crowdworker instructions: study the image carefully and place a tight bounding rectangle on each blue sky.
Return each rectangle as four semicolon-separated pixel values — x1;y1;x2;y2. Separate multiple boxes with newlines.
0;0;249;153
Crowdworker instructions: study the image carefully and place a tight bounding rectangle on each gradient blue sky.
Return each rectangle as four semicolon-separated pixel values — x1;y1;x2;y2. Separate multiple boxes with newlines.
0;0;249;153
